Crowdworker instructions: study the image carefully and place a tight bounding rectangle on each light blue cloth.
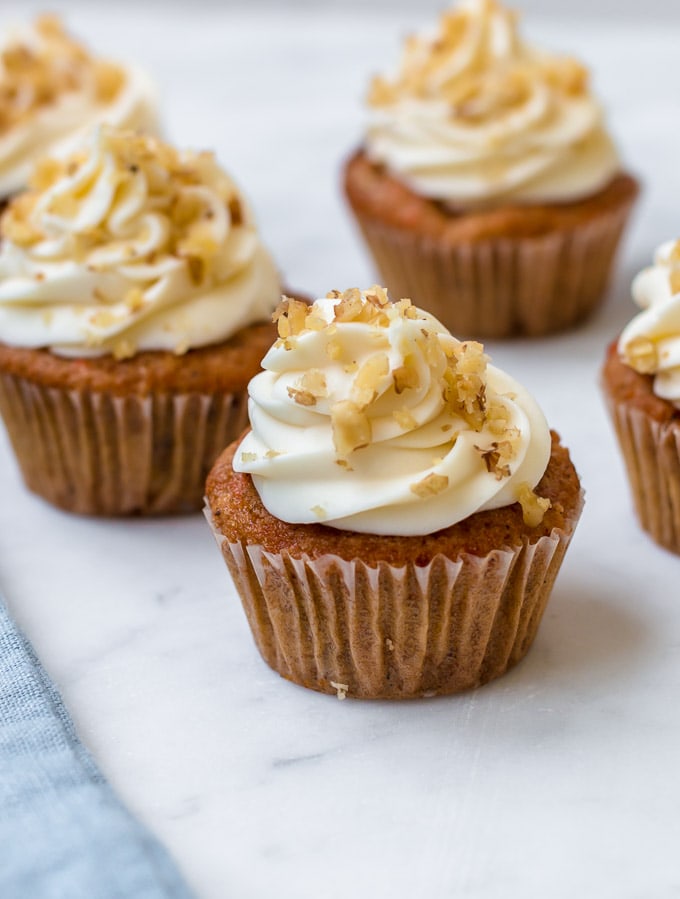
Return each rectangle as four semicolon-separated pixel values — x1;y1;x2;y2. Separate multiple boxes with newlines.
0;598;194;899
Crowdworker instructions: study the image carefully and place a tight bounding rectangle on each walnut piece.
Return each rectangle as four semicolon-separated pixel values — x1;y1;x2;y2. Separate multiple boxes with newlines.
622;336;658;375
410;472;449;498
516;482;551;527
351;352;389;408
331;400;371;456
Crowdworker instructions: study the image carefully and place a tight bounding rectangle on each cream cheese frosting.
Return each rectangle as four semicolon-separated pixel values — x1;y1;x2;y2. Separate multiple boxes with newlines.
619;240;680;405
0;126;281;357
365;0;620;206
235;287;552;536
0;15;158;198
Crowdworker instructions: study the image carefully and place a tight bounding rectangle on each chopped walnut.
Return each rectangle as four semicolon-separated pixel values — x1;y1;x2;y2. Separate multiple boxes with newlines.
364;285;389;307
273;296;308;339
486;399;512;436
326;338;343;361
393;408;417;431
516;482;551;527
393;356;420;394
623;336;658;374
287;386;316;407
475;442;512;481
410;472;449;498
241;452;257;463
330;681;349;701
333;288;364;322
300;369;328;399
331;400;371;456
304;312;327;331
351;352;389;408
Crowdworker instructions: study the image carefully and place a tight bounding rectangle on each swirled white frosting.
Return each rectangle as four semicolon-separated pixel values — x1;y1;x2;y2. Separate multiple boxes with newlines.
0;126;281;357
619;240;680;405
0;16;159;198
235;288;551;536
365;0;620;206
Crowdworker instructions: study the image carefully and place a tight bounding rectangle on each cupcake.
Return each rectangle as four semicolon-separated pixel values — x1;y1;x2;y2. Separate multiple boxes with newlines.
0;14;158;208
344;0;638;338
206;287;583;699
0;125;289;516
603;240;680;554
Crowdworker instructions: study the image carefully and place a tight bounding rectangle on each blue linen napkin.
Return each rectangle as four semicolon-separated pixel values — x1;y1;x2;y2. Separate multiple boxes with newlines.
0;598;194;899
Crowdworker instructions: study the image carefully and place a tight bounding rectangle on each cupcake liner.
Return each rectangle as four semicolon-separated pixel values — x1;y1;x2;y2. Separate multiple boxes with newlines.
350;199;634;339
205;501;583;699
0;371;248;515
605;393;680;554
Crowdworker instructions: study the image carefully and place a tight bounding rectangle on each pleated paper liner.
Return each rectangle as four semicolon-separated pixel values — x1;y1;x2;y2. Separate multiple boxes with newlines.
0;372;248;515
205;498;583;700
606;393;680;554
350;197;635;339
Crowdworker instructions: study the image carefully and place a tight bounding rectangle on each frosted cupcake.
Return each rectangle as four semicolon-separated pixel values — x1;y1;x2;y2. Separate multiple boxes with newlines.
603;241;680;553
0;15;157;206
344;0;638;338
0;125;286;515
206;288;583;699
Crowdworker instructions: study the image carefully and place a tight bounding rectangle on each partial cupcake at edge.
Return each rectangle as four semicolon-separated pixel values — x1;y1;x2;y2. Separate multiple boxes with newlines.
0;14;158;208
0;124;300;516
206;287;583;699
603;241;680;555
344;0;639;339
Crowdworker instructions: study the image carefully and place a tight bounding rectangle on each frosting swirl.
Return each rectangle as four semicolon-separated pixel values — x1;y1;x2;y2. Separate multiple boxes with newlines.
619;240;680;405
0;126;281;357
235;288;551;536
0;15;158;198
365;0;620;206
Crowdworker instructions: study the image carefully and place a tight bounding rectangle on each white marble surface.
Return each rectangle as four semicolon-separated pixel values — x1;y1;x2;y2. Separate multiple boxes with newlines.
1;6;680;898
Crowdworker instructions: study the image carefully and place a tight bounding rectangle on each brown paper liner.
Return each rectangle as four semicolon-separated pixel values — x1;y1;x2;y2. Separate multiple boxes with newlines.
605;393;680;554
0;372;248;515
350;201;634;339
205;500;582;699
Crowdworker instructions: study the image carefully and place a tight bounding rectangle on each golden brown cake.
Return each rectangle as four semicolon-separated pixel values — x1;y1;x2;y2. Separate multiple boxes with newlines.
0;127;296;515
205;288;583;699
344;0;638;338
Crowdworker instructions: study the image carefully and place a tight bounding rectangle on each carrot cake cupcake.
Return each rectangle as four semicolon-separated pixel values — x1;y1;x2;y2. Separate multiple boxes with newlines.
344;0;638;338
206;287;583;699
603;240;680;554
0;125;288;515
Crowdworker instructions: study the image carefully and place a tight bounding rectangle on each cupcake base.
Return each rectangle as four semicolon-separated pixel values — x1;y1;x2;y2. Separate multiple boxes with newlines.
344;151;639;339
0;320;278;515
0;374;248;515
602;341;680;554
205;434;583;699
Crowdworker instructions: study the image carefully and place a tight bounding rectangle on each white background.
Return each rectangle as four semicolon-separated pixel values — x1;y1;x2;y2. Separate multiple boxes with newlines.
2;3;680;899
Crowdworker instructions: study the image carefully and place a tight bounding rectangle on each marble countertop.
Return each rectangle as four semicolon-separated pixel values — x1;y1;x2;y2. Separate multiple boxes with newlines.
2;6;680;898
